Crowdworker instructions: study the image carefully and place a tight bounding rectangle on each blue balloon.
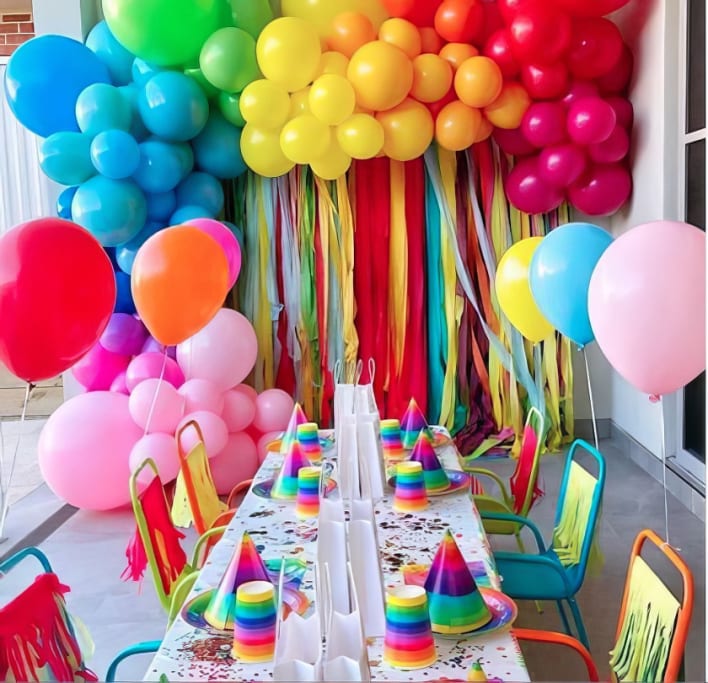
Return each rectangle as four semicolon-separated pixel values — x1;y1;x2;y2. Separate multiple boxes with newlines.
72;176;147;247
176;172;224;216
170;205;212;225
529;222;614;347
138;71;209;142
173;142;195;179
4;35;110;137
56;186;78;219
132;58;162;86
133;139;184;193
145;190;177;221
192;110;247;179
115;271;136;314
40;132;95;186
115;221;165;274
76;83;132;135
104;246;120;270
90;129;140;179
119;84;150;141
85;21;134;86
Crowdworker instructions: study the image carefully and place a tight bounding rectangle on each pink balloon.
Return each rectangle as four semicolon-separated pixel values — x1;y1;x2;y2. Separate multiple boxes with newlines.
568;163;631;215
177;410;229;457
521;102;567;147
110;371;130;395
210;432;259;495
72;342;130;391
587;125;629;163
596;44;633;95
129;378;185;433
126;351;185;392
233;383;258;401
505;156;565;215
588;221;706;397
253;389;295;433
38;392;141;510
567;96;616;145
179;378;225;414
176;308;257;391
256;430;282;464
605;96;633;129
538;143;587;188
141;336;165;354
222;388;257;432
561;80;599;108
493;127;537;156
129;432;181;485
186;218;241;288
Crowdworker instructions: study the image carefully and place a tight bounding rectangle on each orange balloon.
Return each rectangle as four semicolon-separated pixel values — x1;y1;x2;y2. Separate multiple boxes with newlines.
378;17;421;58
474;116;493;142
454;55;503;108
439;42;479;71
411;53;453;103
419;27;443;54
328;11;376;58
132;226;229;346
434;100;483;151
315;50;350;78
484;82;531;129
376;97;433;161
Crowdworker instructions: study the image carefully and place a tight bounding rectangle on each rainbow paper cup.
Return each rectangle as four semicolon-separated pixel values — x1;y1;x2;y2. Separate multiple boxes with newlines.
392;461;428;513
232;581;277;663
297;423;322;463
295;466;321;520
381;419;405;463
383;585;436;670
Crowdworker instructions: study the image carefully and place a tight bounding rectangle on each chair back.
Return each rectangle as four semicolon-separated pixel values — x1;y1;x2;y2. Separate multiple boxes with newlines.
509;406;545;515
610;529;693;683
551;439;606;591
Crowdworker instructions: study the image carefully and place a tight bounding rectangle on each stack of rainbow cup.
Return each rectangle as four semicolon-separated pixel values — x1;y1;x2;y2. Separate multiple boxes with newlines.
296;422;322;463
392;461;428;513
295;466;321;519
271;441;310;500
383;585;436;669
232;580;277;663
381;419;405;463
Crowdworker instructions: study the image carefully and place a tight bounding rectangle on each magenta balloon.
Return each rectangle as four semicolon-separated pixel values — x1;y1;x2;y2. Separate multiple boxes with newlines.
588;221;706;397
493;127;537;156
209;432;259;495
177;410;229;457
176;308;257;391
521;102;568;147
253;389;295;433
129;377;185;433
256;430;282;464
561;80;599;108
185;218;241;288
567;96;616;145
568;163;631;215
129;433;181;486
222;387;257;432
110;370;130;395
100;313;148;355
38;391;141;510
605;96;633;128
588;125;629;163
505;156;565;215
538;143;587;188
178;378;225;414
72;341;130;391
125;351;185;391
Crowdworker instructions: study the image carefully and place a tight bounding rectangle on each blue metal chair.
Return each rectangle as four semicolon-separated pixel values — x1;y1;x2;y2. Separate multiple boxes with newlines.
0;545;53;574
106;640;162;682
482;439;606;650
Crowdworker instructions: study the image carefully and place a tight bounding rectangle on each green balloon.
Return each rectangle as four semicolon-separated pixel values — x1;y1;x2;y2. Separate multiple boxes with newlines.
231;0;273;38
200;27;260;93
184;67;221;99
103;0;225;67
218;91;246;127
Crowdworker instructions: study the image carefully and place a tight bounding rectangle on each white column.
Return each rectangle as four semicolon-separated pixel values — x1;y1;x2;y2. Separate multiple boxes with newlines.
32;0;99;40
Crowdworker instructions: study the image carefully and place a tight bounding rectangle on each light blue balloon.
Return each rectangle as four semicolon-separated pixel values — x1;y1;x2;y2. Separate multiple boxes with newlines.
192;110;246;179
145;190;177;221
56;186;78;219
170;205;212;224
76;83;132;135
132;140;183;193
71;176;147;247
39;132;95;185
132;58;162;86
529;222;614;348
90;129;140;179
176;172;224;216
138;71;209;142
173;142;195;179
85;21;134;86
115;220;165;274
119;84;150;141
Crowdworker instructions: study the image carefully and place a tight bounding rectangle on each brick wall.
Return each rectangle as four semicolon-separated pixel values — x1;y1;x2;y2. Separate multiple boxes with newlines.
0;10;33;57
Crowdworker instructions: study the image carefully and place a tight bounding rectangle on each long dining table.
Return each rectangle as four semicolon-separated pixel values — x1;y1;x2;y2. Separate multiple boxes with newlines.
143;431;530;682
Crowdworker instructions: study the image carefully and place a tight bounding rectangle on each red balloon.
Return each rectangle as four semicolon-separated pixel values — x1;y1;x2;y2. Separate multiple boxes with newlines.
381;0;442;26
493;126;537;156
587;124;629;163
605;95;633;128
498;0;536;23
566;17;623;79
595;44;633;94
538;143;587;187
505;155;565;214
508;3;572;65
561;80;599;107
567;95;616;145
0;218;115;382
480;1;504;42
551;0;631;17
434;0;486;44
520;62;569;100
483;29;520;78
521;101;568;147
427;85;457;118
568;162;631;215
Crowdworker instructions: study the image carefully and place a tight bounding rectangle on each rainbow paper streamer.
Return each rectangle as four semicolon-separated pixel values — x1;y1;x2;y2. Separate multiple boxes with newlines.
280;403;308;454
297;422;322;463
383;585;436;670
295;466;321;520
392;461;428;513
205;532;270;630
424;529;491;634
400;398;433;449
409;432;450;494
232;581;277;663
381;419;405;463
272;440;310;500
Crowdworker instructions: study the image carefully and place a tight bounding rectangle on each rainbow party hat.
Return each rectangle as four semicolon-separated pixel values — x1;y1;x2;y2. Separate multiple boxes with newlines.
280;403;308;454
271;439;310;500
424;529;492;634
400;398;433;449
204;532;271;630
409;432;450;494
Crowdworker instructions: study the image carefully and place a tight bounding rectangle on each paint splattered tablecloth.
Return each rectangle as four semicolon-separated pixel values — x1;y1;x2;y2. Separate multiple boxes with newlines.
144;431;529;682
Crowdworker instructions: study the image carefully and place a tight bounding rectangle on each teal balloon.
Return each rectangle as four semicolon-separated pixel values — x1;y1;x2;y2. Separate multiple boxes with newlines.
230;0;273;38
170;205;212;224
90;129;140;179
131;58;162;86
133;140;184;193
119;84;150;141
529;222;614;347
72;176;147;246
115;220;165;273
192;110;247;179
145;190;177;221
40;132;95;185
76;83;132;135
173;142;195;180
176;172;224;216
85;21;134;86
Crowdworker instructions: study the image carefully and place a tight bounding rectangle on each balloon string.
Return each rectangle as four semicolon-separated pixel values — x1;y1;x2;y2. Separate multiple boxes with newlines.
658;398;678;550
583;348;599;450
143;350;169;437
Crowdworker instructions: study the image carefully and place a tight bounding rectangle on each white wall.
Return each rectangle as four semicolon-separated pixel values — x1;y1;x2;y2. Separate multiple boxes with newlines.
32;0;99;40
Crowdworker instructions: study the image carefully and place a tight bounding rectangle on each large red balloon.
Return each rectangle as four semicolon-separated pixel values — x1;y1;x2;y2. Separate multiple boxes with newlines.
595;44;633;94
434;0;486;44
520;62;569;100
381;0;441;26
565;17;623;80
483;29;520;78
0;218;115;382
551;0;631;17
508;3;572;65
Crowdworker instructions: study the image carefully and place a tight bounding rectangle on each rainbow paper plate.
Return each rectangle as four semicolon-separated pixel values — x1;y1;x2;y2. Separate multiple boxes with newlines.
266;430;335;453
403;426;452;450
253;476;337;500
387;469;470;497
401;560;492;589
432;588;517;639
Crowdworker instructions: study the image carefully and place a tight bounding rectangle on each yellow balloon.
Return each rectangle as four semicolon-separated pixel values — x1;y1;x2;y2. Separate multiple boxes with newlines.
310;138;352;179
281;0;388;37
336;113;384;159
315;51;350;78
239;79;290;129
309;74;356;126
256;17;321;91
376;98;433;162
280;114;331;164
240;124;296;178
495;237;555;343
289;88;311;118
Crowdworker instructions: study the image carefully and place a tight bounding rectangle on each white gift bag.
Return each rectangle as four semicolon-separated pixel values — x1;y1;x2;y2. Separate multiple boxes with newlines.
348;518;386;638
333;359;358;445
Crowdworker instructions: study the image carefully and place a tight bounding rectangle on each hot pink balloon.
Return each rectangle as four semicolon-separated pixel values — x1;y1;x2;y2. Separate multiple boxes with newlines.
567;96;616;145
568;163;631;215
233;383;258;402
179;378;225;414
253;389;295;433
176;308;257;391
110;371;130;395
493;127;537;156
587;125;629;163
126;351;185;391
186;218;241;288
129;378;185;433
129;432;181;485
605;96;633;128
256;430;282;464
100;313;148;356
222;388;257;432
505;156;565;215
596;44;633;95
538;143;587;188
72;342;130;391
561;80;599;108
588;221;706;397
521;102;568;147
38;392;141;510
210;432;259;495
177;410;229;457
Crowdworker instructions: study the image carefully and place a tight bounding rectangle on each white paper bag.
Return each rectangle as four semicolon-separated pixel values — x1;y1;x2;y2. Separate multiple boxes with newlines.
337;416;359;502
333;359;358;445
355;416;385;502
348;519;386;638
316;522;350;616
